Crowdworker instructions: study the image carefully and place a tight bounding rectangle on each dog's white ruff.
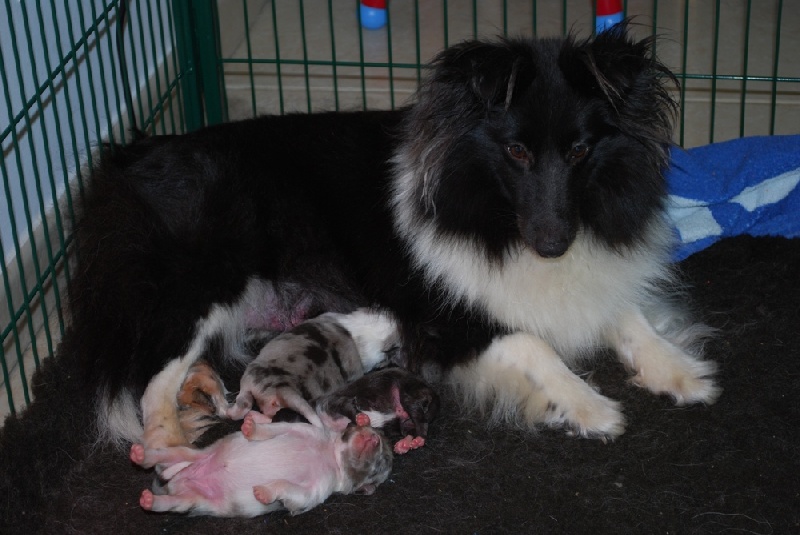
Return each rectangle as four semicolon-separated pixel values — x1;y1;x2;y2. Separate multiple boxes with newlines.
392;162;719;438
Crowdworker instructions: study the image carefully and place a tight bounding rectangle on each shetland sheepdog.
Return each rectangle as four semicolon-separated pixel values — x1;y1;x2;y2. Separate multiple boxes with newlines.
68;23;718;447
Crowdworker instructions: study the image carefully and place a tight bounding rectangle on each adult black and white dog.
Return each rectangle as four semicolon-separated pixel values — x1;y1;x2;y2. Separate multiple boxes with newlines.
69;24;718;448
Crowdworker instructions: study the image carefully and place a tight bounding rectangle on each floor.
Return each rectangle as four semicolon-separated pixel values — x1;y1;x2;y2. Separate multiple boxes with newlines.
219;0;799;148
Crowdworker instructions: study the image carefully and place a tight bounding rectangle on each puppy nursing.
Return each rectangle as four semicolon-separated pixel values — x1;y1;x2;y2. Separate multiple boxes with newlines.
315;368;441;454
135;309;412;517
227;309;400;425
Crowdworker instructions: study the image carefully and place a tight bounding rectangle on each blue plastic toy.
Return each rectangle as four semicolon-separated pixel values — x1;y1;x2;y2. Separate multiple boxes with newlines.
596;0;624;34
360;0;387;30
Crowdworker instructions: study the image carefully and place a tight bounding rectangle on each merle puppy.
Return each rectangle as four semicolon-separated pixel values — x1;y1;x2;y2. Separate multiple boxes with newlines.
227;309;399;425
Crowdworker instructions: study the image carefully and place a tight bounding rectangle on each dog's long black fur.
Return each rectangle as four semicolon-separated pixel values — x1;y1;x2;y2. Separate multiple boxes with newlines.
69;24;717;446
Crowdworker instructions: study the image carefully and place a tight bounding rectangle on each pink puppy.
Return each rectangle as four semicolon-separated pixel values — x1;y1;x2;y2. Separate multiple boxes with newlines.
130;413;393;517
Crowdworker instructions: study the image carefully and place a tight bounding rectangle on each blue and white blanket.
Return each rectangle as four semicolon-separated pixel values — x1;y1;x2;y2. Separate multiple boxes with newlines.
667;135;800;261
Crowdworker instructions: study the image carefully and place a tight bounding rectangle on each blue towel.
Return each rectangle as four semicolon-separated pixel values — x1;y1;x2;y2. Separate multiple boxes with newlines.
667;135;800;261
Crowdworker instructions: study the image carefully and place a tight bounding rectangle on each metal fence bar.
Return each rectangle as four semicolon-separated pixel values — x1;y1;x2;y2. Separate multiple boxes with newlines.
142;1;166;134
242;0;258;117
298;1;312;113
172;1;204;131
770;0;784;135
413;0;422;85
15;4;61;354
357;6;367;110
218;55;800;85
3;1;49;382
165;1;188;133
270;0;286;115
709;0;721;143
192;0;226;125
739;0;753;138
327;0;341;112
386;3;395;109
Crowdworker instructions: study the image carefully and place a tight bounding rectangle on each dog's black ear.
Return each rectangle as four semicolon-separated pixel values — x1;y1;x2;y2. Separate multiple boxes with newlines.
564;21;677;153
429;40;535;108
565;21;676;108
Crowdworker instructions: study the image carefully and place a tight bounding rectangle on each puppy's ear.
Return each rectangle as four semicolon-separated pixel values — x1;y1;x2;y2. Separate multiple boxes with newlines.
429;40;534;108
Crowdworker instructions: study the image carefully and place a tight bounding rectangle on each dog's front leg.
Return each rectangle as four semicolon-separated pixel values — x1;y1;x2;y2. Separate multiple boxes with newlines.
448;332;625;439
608;308;720;405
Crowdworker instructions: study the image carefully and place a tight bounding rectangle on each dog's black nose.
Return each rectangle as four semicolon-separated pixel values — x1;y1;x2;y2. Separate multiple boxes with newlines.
535;238;569;258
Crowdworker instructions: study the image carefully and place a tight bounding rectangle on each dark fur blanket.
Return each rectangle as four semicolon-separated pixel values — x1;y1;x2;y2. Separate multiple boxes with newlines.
2;235;798;534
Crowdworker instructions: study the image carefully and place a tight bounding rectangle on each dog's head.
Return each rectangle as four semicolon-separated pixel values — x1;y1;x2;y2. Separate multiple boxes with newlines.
399;22;677;260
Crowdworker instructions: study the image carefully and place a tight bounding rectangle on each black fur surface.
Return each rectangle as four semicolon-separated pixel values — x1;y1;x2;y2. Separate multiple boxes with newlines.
69;110;401;405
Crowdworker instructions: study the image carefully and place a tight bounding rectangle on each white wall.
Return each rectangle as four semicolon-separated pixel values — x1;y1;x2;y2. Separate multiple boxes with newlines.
0;0;173;266
0;1;175;415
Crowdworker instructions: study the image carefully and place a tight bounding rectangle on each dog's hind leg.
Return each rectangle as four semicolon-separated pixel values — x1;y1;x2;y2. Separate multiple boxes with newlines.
608;308;720;405
447;332;625;440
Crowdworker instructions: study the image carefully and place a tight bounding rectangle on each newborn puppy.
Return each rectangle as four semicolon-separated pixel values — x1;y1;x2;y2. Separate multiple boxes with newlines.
276;368;439;454
227;309;400;426
130;413;393;517
176;360;230;445
317;368;440;453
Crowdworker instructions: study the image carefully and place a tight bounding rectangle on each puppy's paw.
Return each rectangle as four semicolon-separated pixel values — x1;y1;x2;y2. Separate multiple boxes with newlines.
140;489;155;510
393;435;415;454
355;413;371;427
130;443;146;466
241;413;256;439
253;484;276;505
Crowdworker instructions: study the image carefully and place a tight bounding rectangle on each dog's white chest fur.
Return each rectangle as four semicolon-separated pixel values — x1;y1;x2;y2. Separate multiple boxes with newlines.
393;180;673;360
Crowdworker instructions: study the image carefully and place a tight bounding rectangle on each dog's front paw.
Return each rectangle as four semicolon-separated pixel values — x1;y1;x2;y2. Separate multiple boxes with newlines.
629;351;721;406
544;390;625;440
613;309;721;407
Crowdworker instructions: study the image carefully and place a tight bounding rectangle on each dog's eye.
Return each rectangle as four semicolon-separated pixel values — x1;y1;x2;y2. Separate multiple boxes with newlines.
569;143;589;161
506;144;530;162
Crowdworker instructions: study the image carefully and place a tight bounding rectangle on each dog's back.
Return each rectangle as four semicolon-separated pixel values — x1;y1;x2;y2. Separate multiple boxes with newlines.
69;111;404;445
